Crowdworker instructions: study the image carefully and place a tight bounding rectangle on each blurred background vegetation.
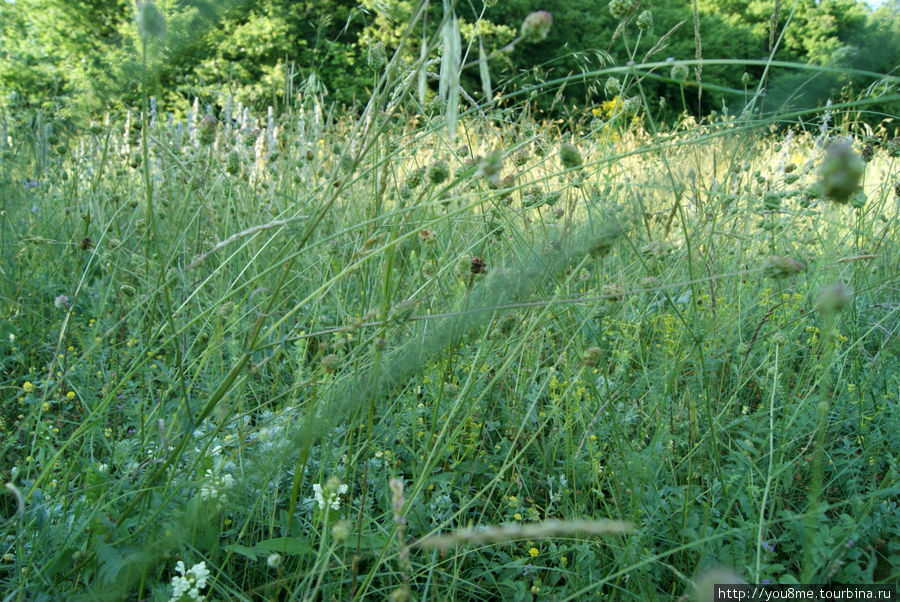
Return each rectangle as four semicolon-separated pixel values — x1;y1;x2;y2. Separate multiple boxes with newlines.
1;0;898;124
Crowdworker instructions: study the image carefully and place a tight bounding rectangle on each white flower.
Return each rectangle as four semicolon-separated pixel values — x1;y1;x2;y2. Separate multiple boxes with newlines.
169;560;209;602
200;470;234;508
312;480;349;511
266;553;282;569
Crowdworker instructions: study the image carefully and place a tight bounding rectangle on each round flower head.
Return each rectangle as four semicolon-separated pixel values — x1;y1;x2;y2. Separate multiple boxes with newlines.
671;62;690;82
608;0;634;20
427;160;450;185
636;10;653;31
604;77;621;96
367;41;387;72
520;11;553;43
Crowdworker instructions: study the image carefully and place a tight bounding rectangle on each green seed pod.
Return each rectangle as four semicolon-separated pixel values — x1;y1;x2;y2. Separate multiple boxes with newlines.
560;143;583;170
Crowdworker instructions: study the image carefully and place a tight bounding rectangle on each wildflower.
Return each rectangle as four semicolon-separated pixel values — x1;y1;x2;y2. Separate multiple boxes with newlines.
312;477;348;511
266;553;282;569
528;547;539;557
636;10;653;30
199;470;234;507
54;295;70;309
169;560;209;602
22;381;34;394
520;11;553;43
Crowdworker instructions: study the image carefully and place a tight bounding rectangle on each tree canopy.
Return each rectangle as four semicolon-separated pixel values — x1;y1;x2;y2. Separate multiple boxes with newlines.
1;0;897;122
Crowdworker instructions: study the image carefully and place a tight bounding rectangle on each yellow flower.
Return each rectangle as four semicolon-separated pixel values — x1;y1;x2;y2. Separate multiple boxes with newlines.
22;382;34;393
528;547;539;558
514;513;523;521
66;391;75;400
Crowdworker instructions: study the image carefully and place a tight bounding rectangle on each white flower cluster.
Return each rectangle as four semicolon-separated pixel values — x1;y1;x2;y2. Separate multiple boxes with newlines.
169;560;210;601
200;470;234;507
312;482;348;511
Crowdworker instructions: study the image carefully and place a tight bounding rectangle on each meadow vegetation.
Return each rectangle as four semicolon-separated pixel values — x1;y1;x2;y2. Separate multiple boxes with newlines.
0;0;899;599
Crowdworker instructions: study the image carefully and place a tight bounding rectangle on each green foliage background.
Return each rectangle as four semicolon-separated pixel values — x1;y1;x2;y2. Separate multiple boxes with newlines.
1;0;898;121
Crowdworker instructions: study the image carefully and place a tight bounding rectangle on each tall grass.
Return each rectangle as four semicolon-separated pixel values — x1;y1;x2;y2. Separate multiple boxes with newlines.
0;1;899;600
